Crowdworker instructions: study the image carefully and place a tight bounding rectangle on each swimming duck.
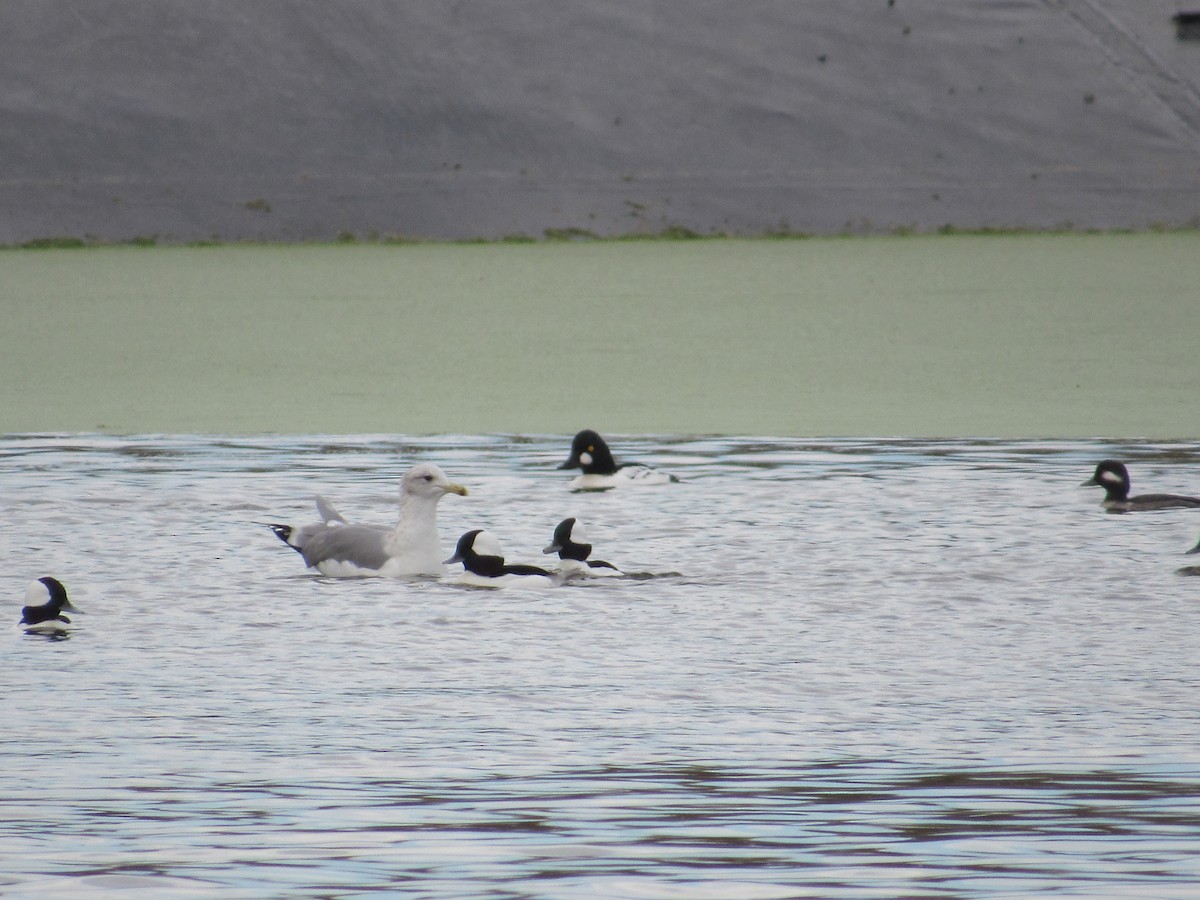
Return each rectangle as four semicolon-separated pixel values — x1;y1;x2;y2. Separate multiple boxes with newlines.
1082;460;1200;512
271;463;467;576
558;429;678;491
543;517;621;577
20;577;80;634
445;529;554;586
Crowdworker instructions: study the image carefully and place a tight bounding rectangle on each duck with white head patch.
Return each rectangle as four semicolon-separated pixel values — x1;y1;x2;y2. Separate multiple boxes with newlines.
543;517;621;577
271;463;467;576
1082;460;1200;512
558;429;678;492
445;529;555;587
19;577;80;635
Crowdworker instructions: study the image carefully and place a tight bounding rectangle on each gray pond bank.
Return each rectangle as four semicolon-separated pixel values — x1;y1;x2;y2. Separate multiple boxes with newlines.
2;1;1200;244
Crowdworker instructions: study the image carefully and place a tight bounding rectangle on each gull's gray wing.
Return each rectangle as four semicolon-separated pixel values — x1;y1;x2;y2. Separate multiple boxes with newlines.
301;524;391;571
314;495;348;524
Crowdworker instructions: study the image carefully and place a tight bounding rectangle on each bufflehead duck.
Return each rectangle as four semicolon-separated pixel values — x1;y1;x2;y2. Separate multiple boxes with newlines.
19;577;80;634
558;429;678;491
543;517;621;577
445;529;554;586
1082;460;1200;512
272;464;467;576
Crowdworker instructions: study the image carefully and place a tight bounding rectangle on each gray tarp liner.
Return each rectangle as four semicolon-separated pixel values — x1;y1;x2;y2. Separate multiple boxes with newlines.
2;0;1198;243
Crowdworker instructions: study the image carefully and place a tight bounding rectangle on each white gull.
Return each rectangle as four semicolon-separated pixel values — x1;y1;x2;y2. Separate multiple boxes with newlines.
270;463;467;577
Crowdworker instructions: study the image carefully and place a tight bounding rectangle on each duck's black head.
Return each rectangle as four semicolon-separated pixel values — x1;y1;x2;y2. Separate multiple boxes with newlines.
543;517;592;561
20;577;78;625
558;429;617;475
1083;460;1130;501
40;577;72;608
446;529;508;577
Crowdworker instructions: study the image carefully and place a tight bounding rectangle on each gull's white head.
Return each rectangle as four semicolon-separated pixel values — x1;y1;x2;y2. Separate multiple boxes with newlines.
400;464;468;501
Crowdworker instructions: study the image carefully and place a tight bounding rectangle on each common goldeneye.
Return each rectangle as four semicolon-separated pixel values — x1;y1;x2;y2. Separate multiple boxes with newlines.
558;429;678;491
1082;460;1200;512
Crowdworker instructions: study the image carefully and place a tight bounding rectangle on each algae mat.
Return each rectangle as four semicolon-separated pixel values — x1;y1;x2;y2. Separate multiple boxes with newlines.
2;235;1196;437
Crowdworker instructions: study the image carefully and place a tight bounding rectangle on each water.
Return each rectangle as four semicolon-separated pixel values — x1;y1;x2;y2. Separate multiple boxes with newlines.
4;432;1200;897
4;234;1200;436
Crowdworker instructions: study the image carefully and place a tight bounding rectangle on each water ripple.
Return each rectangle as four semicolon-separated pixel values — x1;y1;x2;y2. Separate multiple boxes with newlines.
3;435;1200;897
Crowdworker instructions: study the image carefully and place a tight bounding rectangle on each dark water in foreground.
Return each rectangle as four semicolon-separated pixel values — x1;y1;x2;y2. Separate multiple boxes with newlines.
4;433;1200;897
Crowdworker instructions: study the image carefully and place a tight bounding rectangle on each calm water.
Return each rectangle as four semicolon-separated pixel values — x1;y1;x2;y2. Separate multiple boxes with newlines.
4;432;1200;898
4;234;1200;436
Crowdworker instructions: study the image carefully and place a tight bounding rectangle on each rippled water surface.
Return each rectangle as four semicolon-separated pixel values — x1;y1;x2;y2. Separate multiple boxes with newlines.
5;433;1200;898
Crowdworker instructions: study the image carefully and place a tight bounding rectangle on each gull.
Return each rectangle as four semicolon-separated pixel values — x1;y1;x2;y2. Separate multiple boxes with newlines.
270;463;467;576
